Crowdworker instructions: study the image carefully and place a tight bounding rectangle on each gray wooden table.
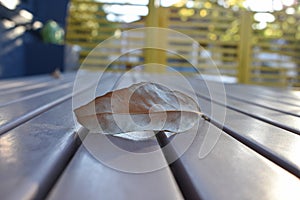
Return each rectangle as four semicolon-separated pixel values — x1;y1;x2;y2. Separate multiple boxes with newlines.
0;72;299;200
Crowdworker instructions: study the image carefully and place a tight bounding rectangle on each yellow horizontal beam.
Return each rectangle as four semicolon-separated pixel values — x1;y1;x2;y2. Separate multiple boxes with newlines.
255;35;299;41
167;54;238;60
250;73;287;79
69;10;106;16
169;6;237;13
67;25;118;31
169;21;230;29
79;58;143;65
67;18;112;24
250;66;287;71
252;49;299;58
167;62;238;69
253;42;300;50
71;0;144;6
168;13;237;22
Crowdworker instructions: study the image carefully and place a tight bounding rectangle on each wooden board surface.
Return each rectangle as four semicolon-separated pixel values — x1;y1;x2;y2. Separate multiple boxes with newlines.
225;84;300;107
224;86;300;117
47;133;183;200
0;72;300;200
0;73;75;94
47;72;184;199
189;78;300;135
0;86;73;135
121;75;300;199
184;78;300;177
0;100;84;200
198;97;300;177
157;119;300;200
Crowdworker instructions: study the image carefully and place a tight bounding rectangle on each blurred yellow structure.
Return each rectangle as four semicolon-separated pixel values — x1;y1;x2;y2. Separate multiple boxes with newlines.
66;0;300;88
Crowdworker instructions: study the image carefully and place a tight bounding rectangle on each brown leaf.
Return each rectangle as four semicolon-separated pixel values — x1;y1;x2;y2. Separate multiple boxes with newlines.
74;82;202;138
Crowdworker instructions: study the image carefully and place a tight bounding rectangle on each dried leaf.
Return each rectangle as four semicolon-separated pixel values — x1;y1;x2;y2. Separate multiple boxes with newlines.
74;82;202;138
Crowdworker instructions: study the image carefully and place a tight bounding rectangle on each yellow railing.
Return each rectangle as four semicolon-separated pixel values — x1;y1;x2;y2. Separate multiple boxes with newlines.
66;0;145;71
66;0;300;88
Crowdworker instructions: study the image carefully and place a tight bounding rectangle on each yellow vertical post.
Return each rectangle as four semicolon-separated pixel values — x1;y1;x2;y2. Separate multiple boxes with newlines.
144;0;167;73
157;7;169;67
238;11;252;84
145;0;159;27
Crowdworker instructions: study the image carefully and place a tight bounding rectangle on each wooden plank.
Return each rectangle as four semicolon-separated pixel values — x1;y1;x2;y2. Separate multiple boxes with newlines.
0;82;73;108
225;84;300;102
0;73;75;95
0;76;55;92
180;78;300;133
0;73;76;90
248;80;287;87
190;81;300;134
227;84;300;107
0;77;75;107
157;120;300;200
144;74;300;178
0;72;120;199
197;97;300;177
0;100;86;200
47;133;183;200
0;85;73;135
0;75;53;91
223;86;300;118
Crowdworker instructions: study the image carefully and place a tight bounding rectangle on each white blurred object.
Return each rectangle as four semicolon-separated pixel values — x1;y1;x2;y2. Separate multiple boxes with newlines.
0;0;20;10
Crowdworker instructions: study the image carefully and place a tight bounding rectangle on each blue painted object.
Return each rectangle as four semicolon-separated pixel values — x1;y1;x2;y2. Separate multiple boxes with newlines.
0;0;69;78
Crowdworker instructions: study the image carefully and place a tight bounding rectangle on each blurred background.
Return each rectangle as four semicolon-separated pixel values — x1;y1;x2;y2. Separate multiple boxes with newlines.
0;0;68;77
0;0;299;88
